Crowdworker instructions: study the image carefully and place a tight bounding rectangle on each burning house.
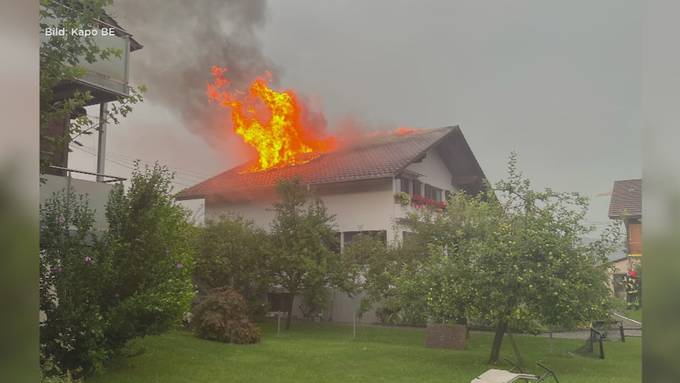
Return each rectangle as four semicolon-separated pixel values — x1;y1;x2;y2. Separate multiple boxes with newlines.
177;125;487;322
176;68;488;322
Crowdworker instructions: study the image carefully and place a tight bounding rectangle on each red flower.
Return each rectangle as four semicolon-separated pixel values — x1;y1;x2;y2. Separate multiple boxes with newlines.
628;270;638;278
411;195;447;210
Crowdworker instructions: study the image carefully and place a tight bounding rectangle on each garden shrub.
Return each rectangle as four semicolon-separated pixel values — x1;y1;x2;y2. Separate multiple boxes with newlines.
40;191;111;377
268;179;341;330
375;305;400;325
194;217;272;320
40;163;195;377
101;164;195;349
191;288;261;344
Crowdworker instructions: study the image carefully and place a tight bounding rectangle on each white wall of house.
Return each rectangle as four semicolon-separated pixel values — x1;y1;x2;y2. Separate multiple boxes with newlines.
392;148;458;239
206;179;396;238
205;148;456;240
405;149;454;192
319;181;395;241
206;199;276;228
40;174;115;231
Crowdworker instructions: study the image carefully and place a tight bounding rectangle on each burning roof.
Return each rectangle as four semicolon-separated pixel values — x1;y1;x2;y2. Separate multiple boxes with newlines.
176;126;487;201
177;68;486;202
207;66;335;172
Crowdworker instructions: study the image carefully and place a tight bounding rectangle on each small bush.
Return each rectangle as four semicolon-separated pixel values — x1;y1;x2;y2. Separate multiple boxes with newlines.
191;288;261;344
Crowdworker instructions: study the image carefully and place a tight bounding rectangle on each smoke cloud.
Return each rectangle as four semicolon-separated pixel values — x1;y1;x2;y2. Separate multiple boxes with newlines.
112;0;279;152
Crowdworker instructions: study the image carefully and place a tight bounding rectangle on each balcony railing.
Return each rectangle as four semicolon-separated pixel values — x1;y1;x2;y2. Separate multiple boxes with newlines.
41;15;133;103
49;166;126;183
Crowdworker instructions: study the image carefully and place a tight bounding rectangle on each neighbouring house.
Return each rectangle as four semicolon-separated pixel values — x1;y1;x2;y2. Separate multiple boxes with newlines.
40;11;142;230
608;179;642;299
177;125;488;322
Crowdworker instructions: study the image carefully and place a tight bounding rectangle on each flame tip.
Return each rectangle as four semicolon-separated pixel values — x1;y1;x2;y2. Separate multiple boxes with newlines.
208;66;335;172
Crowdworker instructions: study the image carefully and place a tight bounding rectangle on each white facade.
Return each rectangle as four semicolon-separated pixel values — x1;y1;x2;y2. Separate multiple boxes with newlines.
202;148;458;323
405;148;454;191
40;174;116;231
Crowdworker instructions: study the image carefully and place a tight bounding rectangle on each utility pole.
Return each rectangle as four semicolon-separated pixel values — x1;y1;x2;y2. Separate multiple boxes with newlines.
96;102;108;182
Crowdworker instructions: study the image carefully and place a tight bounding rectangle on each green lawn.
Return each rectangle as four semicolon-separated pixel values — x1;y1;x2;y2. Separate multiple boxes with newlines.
88;321;641;383
623;309;642;323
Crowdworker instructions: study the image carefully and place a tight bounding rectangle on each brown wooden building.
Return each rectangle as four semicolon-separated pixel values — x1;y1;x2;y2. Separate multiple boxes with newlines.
608;179;641;297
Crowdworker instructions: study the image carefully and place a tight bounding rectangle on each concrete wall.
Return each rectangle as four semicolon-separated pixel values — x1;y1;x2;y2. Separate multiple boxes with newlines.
40;174;115;231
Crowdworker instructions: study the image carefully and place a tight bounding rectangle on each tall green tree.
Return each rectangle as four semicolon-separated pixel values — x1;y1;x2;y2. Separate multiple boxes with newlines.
339;234;429;324
401;153;621;364
102;163;195;348
269;179;339;329
194;216;272;318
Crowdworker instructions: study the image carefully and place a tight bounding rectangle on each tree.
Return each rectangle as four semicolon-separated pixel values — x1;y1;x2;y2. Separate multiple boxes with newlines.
395;191;482;326
40;0;145;174
401;153;621;364
194;216;272;318
269;179;339;329
339;234;429;325
102;163;195;349
40;162;196;376
40;189;111;375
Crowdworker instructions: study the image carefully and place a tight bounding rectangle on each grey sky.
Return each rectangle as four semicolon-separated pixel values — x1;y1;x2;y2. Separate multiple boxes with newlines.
70;0;641;229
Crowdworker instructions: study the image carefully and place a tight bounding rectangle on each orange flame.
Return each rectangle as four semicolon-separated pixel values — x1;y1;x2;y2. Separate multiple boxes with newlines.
207;66;335;171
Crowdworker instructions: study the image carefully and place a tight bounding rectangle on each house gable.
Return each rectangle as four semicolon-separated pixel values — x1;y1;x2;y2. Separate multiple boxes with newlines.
404;148;456;192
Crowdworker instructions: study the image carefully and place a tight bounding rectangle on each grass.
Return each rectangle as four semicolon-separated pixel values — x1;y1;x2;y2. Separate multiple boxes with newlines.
88;321;641;383
623;309;642;322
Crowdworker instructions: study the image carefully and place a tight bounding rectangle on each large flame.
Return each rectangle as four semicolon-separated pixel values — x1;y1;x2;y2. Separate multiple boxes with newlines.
207;66;335;171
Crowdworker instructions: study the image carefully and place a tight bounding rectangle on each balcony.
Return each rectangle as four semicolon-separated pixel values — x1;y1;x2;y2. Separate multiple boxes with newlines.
40;166;126;231
41;15;142;105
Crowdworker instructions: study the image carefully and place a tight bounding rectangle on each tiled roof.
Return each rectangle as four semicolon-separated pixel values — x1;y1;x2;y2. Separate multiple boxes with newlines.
176;126;457;201
608;179;642;218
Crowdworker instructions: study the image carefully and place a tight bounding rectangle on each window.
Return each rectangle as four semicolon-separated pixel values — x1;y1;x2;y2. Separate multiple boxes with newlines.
343;230;387;247
424;184;442;201
412;180;423;196
400;178;412;195
267;293;292;312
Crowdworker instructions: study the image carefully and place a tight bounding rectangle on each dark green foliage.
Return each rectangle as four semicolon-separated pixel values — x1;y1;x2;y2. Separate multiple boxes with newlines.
299;287;330;319
191;288;261;344
270;178;340;329
194;217;271;319
40;191;110;376
40;163;195;376
340;234;428;326
397;153;621;363
101;163;195;349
